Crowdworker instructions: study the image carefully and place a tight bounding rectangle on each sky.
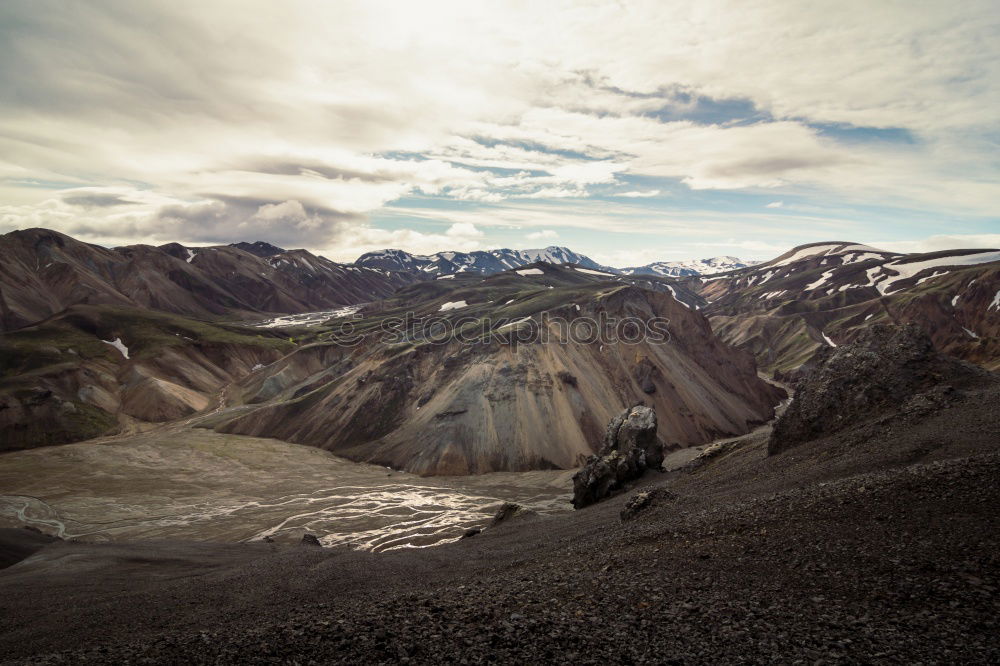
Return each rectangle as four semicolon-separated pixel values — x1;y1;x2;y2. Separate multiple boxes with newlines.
0;0;998;267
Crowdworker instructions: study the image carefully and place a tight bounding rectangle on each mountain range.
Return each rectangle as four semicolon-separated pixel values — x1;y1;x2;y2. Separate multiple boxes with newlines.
0;229;759;333
1;228;997;472
0;228;414;332
355;246;757;277
619;255;759;277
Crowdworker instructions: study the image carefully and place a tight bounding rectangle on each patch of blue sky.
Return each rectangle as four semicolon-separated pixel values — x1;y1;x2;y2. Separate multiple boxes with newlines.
645;95;770;126
809;122;918;145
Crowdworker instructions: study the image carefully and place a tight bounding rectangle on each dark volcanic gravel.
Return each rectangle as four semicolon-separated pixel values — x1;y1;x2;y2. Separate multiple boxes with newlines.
2;361;999;664
2;449;998;664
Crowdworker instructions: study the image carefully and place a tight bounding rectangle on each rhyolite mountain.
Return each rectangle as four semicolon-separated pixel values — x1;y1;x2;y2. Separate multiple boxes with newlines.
689;241;1000;375
3;229;997;471
0;228;415;331
214;263;784;474
0;303;294;451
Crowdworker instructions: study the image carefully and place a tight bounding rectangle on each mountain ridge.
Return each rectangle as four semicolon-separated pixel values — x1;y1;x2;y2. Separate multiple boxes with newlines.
0;228;415;332
354;245;621;277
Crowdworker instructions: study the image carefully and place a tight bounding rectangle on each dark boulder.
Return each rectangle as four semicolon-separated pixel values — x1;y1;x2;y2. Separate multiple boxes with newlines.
489;502;536;528
300;534;322;547
572;405;663;509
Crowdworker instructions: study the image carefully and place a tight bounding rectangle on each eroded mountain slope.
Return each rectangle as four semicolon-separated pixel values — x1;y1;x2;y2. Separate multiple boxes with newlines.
0;305;293;450
216;264;783;474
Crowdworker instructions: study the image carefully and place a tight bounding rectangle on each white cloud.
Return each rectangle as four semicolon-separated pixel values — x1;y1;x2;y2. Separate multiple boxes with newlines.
0;0;996;257
444;222;483;239
875;234;1000;254
766;201;784;208
527;229;559;240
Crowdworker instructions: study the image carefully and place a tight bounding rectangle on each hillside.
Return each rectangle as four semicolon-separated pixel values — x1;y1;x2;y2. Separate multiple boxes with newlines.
0;228;414;331
215;263;783;474
692;241;1000;374
0;304;294;450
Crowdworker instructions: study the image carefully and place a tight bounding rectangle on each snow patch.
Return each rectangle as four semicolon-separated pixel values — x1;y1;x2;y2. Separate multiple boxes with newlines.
805;269;836;291
915;271;948;286
516;268;544;276
822;333;837;347
665;285;690;308
962;328;979;339
496;316;532;330
574;267;613;276
990;290;1000;311
436;274;455;280
102;338;130;359
439;300;468;311
842;252;884;265
757;270;777;285
771;244;843;267
185;249;196;263
771;243;889;268
878;251;1000;295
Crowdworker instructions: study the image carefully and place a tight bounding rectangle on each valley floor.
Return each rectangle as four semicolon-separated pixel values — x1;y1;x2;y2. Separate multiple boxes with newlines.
1;406;998;664
0;428;572;551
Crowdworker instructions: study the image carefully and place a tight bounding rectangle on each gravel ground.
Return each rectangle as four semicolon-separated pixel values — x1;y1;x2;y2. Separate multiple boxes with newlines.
2;378;998;664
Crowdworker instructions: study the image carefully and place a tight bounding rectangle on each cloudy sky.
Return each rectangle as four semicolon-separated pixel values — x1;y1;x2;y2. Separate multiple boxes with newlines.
1;1;998;265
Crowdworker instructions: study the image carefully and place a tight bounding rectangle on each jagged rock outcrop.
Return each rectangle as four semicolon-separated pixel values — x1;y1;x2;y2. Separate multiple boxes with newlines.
769;324;992;455
572;405;663;509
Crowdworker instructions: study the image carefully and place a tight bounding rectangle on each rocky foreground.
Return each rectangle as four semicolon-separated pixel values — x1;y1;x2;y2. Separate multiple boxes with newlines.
2;447;997;664
2;325;999;664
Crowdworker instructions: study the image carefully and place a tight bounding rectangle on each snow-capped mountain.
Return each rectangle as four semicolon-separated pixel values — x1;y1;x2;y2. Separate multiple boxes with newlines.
620;256;761;277
355;246;618;276
695;240;1000;374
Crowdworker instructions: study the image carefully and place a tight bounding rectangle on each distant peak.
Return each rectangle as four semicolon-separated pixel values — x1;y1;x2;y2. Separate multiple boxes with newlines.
230;241;286;257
